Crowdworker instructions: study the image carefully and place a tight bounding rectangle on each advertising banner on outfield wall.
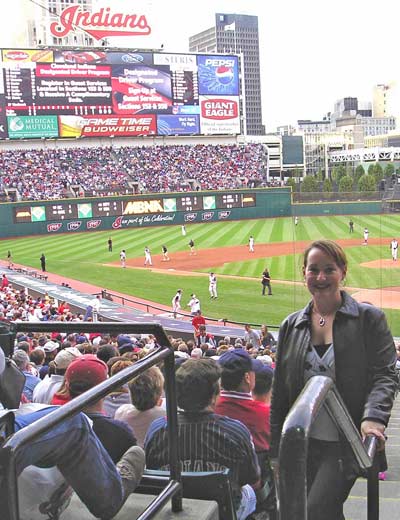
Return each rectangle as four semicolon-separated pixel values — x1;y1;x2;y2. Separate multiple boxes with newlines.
7;116;58;138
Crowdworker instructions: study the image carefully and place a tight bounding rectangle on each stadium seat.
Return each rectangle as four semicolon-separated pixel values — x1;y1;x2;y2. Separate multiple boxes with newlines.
137;468;237;520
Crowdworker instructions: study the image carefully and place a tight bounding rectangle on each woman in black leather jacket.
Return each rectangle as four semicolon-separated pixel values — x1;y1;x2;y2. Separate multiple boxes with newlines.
270;239;397;520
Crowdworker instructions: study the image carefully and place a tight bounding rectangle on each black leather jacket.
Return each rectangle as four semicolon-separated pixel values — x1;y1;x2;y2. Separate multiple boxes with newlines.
270;291;397;458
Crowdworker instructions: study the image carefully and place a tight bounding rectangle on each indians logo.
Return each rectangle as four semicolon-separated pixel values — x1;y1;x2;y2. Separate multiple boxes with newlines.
50;5;151;40
112;216;123;229
86;219;102;229
218;211;231;220
184;213;198;222
202;212;214;221
47;223;63;232
67;221;82;231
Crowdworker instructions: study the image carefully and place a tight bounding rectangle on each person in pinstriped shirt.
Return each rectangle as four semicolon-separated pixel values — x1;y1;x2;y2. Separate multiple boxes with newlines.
145;359;260;520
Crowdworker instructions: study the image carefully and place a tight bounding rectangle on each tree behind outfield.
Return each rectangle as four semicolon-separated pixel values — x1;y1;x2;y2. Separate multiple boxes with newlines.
301;175;318;192
323;178;333;192
384;163;395;178
354;165;365;185
339;175;354;192
358;173;377;192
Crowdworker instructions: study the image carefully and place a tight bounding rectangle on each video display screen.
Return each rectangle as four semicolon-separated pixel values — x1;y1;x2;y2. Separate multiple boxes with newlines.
1;49;241;139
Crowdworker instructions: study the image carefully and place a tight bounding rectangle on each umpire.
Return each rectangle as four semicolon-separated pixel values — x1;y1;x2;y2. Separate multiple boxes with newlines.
261;268;272;296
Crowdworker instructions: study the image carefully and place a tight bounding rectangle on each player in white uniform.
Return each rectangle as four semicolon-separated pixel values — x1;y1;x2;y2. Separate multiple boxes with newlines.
209;272;218;299
120;249;126;268
391;238;398;261
249;235;255;252
294;216;299;226
172;289;182;318
187;294;201;315
363;228;369;245
181;225;187;236
144;246;153;266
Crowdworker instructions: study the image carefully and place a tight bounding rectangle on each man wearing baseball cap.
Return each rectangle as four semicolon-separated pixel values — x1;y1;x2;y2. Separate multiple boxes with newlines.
61;354;138;464
216;350;271;452
0;347;145;519
216;350;274;514
33;347;82;404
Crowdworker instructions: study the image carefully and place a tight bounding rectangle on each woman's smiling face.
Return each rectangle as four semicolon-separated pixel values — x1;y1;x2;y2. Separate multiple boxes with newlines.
303;247;346;298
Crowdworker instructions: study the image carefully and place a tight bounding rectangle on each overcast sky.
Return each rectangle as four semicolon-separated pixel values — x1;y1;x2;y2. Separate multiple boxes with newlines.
0;0;398;131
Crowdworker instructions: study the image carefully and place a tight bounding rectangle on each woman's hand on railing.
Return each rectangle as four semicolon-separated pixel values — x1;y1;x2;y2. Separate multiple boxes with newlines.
361;420;386;451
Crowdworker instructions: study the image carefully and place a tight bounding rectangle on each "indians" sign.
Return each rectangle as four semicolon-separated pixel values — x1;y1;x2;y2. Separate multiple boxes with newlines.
50;5;152;40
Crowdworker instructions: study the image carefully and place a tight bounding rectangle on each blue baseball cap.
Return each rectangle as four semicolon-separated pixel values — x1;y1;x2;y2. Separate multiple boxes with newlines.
218;349;258;373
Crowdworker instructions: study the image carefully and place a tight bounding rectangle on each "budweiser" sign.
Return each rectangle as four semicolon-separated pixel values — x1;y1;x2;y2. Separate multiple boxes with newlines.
50;5;151;40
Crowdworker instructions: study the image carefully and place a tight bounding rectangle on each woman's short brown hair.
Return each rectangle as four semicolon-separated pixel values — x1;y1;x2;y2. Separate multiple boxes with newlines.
303;240;347;273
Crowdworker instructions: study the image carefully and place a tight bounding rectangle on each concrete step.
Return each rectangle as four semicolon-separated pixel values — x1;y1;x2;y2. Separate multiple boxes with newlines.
60;493;218;520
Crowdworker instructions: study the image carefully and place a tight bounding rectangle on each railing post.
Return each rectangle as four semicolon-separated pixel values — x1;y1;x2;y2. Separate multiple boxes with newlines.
367;454;379;520
163;348;182;512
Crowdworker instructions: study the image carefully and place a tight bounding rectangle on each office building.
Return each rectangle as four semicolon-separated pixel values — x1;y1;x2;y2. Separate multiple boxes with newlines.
189;13;264;136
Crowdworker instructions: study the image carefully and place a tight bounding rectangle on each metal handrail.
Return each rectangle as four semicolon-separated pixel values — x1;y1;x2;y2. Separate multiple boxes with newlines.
278;375;378;520
0;321;182;520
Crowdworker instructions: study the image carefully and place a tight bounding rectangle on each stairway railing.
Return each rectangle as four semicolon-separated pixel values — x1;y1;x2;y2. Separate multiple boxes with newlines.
278;375;378;520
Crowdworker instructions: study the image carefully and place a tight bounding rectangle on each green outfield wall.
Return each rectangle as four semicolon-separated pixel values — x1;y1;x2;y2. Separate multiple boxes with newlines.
0;188;292;237
292;201;382;216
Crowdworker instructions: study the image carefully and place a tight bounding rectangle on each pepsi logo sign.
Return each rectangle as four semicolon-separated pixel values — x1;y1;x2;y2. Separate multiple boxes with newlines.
204;58;235;67
47;223;63;232
201;99;238;120
184;213;198;222
202;212;214;221
67;221;82;231
87;219;102;229
215;66;234;85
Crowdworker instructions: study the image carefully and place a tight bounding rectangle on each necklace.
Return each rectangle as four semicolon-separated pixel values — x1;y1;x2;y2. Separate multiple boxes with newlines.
313;307;330;327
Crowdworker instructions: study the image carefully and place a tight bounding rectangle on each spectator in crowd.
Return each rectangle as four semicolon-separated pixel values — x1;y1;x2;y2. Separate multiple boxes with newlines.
29;348;45;374
33;346;82;404
216;350;271;453
52;354;138;463
196;324;216;348
116;366;165;448
270;239;397;520
97;344;119;364
191;309;206;339
103;359;133;418
39;341;59;379
145;359;261;520
244;324;261;350
0;143;268;200
12;349;41;402
260;325;277;349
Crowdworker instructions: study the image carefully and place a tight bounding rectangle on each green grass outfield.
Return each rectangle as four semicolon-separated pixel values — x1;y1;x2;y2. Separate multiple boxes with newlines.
3;214;400;334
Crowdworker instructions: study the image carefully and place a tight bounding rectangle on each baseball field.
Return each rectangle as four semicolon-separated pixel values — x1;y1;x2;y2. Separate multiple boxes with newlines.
3;213;400;334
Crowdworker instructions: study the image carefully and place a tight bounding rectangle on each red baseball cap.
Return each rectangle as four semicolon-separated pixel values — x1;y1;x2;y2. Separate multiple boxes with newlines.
66;354;108;394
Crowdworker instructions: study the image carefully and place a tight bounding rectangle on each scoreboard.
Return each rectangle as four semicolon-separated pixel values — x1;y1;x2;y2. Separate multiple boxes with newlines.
0;48;241;139
13;193;256;223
